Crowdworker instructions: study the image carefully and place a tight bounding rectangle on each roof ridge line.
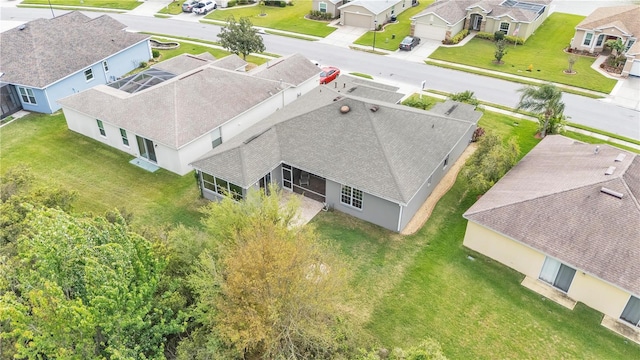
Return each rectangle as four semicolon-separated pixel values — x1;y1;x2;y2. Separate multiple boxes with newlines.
622;175;640;211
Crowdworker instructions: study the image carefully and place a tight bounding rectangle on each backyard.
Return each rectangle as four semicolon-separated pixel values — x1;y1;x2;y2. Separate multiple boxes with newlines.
428;13;618;93
205;2;336;37
3;98;639;357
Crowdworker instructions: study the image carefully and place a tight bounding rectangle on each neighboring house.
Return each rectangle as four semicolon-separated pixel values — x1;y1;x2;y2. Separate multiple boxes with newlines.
191;76;481;232
312;0;344;18
463;136;640;343
339;0;412;29
569;5;640;77
411;0;551;42
0;11;151;118
58;53;321;175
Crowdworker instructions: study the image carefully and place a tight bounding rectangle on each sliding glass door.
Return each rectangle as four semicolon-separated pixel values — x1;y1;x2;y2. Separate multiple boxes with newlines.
136;136;157;163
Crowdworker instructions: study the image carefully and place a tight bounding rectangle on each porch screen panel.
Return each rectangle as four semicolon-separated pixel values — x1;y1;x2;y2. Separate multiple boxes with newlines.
553;264;575;292
621;296;640;326
539;257;560;285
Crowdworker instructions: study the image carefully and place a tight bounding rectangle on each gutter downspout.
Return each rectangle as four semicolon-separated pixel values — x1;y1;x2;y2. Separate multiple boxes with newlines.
397;203;403;232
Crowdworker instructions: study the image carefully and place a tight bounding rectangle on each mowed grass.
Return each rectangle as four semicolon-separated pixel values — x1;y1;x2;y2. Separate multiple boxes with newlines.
354;0;434;51
429;13;617;93
313;111;640;358
151;38;270;65
1;113;206;229
205;3;336;37
20;0;140;10
157;2;183;15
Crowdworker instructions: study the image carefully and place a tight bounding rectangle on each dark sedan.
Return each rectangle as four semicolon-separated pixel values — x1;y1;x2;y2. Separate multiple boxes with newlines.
399;36;420;51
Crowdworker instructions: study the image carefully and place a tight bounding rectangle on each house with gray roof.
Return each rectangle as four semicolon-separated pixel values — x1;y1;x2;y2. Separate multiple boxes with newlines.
312;0;344;19
411;0;551;42
339;0;411;29
568;5;640;77
463;135;640;343
0;11;151;118
58;53;321;175
191;77;481;232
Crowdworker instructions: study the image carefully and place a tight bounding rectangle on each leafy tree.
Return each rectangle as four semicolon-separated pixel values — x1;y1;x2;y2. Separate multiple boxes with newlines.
355;338;448;360
605;38;625;57
218;16;266;60
0;207;185;359
516;83;565;138
183;186;352;359
449;90;479;107
461;132;520;193
567;54;577;74
494;39;507;64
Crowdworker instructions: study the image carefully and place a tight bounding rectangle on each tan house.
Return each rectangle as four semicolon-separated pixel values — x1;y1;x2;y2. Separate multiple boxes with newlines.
311;0;343;18
338;0;411;29
569;5;640;77
411;0;551;42
463;136;640;344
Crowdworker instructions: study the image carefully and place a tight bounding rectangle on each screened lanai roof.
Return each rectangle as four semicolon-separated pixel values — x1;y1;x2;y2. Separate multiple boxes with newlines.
501;0;545;15
108;68;176;94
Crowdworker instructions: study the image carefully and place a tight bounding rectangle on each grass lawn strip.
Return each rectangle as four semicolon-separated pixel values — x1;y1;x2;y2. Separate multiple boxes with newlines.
157;1;183;15
205;3;336;38
20;0;140;10
428;13;617;93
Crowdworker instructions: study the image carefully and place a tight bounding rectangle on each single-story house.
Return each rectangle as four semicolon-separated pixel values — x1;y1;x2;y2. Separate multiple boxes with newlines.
339;0;411;29
312;0;343;18
0;11;151;118
58;53;321;175
569;5;640;77
463;136;640;343
411;0;551;42
191;76;481;232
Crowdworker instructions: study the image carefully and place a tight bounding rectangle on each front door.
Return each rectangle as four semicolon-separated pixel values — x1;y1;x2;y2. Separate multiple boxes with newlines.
136;136;157;163
472;15;482;31
282;164;292;191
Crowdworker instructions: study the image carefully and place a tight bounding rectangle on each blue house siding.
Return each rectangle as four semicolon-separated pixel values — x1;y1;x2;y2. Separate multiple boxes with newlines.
14;86;48;113
39;40;151;114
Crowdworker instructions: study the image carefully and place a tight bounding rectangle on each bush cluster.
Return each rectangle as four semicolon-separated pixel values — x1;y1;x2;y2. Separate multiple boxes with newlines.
264;0;287;6
443;29;469;45
475;31;523;45
308;10;333;20
227;0;236;7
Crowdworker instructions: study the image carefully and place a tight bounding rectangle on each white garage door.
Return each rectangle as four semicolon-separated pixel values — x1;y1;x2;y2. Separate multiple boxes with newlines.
344;12;372;29
414;23;447;41
630;59;640;77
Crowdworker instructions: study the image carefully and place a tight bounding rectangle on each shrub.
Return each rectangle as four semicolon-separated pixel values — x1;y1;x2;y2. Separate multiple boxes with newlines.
494;31;505;41
280;0;286;7
444;29;469;45
504;35;524;45
450;90;479;107
402;96;434;110
227;0;236;6
139;61;148;68
152;49;160;58
308;10;333;20
475;32;494;40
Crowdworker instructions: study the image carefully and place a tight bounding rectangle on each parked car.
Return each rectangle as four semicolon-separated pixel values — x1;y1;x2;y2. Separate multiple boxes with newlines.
319;67;340;84
399;36;420;51
182;0;199;12
193;0;216;14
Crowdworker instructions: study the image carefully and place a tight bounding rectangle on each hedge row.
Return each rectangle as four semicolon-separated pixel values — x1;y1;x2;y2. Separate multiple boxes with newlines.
476;31;524;45
443;29;469;45
308;10;333;20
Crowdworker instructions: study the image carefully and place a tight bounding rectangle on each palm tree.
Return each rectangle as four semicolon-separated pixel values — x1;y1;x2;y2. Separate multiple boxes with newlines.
516;83;565;138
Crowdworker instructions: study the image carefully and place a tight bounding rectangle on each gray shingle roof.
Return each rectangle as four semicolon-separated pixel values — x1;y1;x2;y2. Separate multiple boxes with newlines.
576;5;639;36
152;54;215;75
249;54;321;87
464;135;640;296
416;0;549;23
413;0;476;24
338;0;404;15
0;11;149;88
192;87;480;205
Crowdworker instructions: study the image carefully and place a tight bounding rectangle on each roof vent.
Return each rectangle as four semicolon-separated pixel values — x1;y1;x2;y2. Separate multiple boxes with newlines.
18;24;26;30
370;105;379;112
444;104;458;116
333;96;342;102
615;153;626;162
600;187;623;199
340;105;350;114
594;145;600;155
348;86;358;93
605;166;616;175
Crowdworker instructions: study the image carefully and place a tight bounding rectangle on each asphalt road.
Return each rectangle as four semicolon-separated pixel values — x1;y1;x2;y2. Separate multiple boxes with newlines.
2;6;639;139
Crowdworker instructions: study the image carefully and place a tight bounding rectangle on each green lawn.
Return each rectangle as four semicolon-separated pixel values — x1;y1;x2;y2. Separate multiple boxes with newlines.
354;0;434;51
429;13;617;93
20;0;140;10
205;3;336;37
313;111;640;358
151;38;270;65
157;1;183;15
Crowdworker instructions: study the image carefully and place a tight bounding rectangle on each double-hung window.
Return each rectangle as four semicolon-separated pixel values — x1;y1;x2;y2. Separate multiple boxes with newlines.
96;119;106;137
341;185;363;209
103;61;109;73
583;33;593;46
319;2;326;12
120;128;129;146
539;257;576;293
18;87;36;104
499;22;510;35
84;68;94;81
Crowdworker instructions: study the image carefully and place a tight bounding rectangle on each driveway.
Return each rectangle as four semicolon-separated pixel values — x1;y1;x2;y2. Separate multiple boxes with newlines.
319;25;368;47
388;38;441;62
608;76;640;111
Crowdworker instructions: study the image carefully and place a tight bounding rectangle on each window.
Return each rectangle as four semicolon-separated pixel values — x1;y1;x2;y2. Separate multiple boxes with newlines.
96;119;106;137
103;61;109;73
211;127;222;148
84;68;94;81
120;128;129;146
341;185;363;209
626;39;636;51
621;296;640;327
583;32;593;46
499;22;510;35
595;34;605;47
539;257;576;293
18;87;36;105
443;154;450;169
202;172;243;200
319;2;326;13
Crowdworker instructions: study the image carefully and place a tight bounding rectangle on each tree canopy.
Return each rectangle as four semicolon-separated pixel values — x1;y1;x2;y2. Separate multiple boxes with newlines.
516;83;566;138
461;131;520;193
217;16;265;60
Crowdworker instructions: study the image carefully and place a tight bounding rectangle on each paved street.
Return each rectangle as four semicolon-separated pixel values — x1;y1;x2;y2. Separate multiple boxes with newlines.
1;1;638;139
